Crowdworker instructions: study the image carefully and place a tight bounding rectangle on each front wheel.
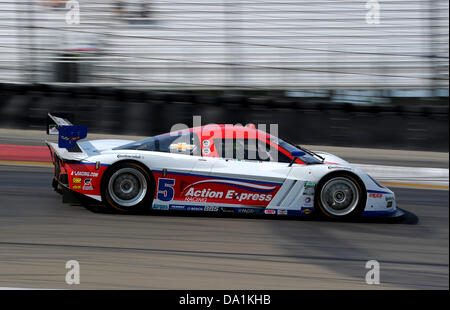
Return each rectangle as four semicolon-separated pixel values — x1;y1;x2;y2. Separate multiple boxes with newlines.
315;173;366;219
102;162;153;212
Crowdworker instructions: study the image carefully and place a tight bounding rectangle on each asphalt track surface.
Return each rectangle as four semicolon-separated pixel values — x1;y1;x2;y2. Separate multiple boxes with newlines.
0;164;448;289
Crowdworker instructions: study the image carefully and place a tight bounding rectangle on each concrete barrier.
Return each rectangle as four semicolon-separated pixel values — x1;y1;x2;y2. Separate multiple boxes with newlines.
0;84;448;152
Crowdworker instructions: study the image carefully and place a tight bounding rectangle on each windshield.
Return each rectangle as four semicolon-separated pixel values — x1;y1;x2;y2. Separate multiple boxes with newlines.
275;138;323;165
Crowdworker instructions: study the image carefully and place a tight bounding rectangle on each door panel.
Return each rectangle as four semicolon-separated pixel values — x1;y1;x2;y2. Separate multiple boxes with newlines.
191;157;215;176
202;159;291;207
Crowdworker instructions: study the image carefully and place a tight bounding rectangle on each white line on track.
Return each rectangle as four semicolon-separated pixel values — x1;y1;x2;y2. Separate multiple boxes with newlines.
353;163;449;187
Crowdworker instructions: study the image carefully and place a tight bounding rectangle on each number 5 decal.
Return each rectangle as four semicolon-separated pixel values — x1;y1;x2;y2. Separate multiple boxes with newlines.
157;178;175;201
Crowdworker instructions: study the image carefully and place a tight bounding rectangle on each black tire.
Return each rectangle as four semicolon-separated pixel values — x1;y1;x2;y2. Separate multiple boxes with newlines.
101;162;154;213
314;172;366;219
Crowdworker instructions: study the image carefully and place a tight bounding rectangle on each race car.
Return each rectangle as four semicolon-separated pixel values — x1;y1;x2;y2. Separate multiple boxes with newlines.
46;113;404;220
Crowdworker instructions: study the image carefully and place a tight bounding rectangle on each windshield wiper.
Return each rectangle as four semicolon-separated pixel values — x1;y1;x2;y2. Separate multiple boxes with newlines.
297;145;325;162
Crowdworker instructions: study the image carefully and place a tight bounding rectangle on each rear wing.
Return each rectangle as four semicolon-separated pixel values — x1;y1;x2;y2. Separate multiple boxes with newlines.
46;113;87;149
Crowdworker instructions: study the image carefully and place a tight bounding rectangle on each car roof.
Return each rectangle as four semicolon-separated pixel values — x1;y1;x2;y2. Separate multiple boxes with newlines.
171;124;275;140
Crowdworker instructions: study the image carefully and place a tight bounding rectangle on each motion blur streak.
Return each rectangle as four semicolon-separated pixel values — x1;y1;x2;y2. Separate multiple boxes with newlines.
0;1;448;92
0;165;447;289
0;0;448;291
0;142;448;190
0;145;50;162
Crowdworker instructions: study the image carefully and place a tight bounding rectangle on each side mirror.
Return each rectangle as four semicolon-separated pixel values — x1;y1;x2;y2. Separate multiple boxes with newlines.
289;150;305;167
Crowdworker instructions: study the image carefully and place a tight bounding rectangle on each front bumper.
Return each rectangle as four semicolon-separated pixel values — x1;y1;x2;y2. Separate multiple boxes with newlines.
361;207;405;219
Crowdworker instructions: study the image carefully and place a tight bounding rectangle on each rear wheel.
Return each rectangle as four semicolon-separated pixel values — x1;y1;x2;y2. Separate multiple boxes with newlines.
315;173;366;219
102;162;153;213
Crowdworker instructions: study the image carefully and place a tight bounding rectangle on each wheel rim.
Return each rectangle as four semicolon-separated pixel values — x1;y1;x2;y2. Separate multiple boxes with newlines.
108;168;147;207
320;177;360;216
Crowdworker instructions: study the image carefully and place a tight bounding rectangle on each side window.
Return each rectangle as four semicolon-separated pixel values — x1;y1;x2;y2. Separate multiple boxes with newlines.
116;131;201;155
165;132;201;156
277;149;293;163
213;138;272;161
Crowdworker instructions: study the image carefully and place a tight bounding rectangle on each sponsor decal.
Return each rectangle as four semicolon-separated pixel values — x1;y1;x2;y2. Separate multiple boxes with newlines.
303;187;315;195
61;135;80;143
71;171;99;177
169;143;194;152
277;209;288;215
202;147;210;155
186;206;204;212
72;177;82;184
185;197;207;203
48;124;58;134
204;206;219;212
303;196;314;207
221;207;235;213
72;185;81;190
264;209;276;215
152;204;169;210
300;207;313;215
303;182;316;195
369;193;383;198
202;140;210;147
117;154;143;159
304;182;316;188
184;187;273;202
328;166;351;170
169;205;186;211
81;178;93;190
182;179;276;204
238;208;257;214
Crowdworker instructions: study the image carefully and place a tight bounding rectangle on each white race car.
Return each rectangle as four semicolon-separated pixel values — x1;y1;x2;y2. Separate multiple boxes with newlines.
46;114;403;220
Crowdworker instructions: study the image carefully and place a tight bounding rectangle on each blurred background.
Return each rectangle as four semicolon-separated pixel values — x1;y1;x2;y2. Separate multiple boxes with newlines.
0;1;448;290
0;0;448;150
